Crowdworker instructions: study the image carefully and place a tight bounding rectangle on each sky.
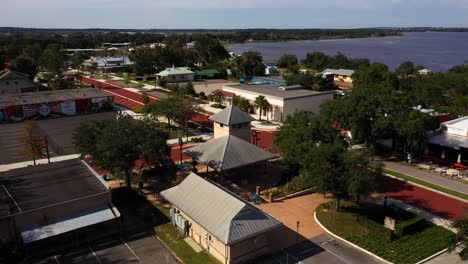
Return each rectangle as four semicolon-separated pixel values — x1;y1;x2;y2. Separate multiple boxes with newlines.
1;0;468;29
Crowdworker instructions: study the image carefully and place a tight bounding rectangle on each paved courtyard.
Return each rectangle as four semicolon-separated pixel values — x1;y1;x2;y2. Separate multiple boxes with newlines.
257;193;329;245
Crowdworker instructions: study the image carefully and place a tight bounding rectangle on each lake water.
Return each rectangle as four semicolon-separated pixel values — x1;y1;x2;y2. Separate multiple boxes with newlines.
228;32;468;72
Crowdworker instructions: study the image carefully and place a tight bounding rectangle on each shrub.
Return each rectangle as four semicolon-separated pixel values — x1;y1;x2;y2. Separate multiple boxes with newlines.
211;103;226;109
281;174;314;194
394;216;426;237
157;78;167;88
190;137;206;143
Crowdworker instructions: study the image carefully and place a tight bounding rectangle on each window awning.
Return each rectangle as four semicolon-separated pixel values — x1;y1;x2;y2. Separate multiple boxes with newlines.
20;205;119;244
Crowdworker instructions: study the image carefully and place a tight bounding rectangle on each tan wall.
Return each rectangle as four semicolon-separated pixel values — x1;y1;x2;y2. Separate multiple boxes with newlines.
173;206;281;264
213;122;251;142
175;207;228;263
229;233;270;263
283;93;334;119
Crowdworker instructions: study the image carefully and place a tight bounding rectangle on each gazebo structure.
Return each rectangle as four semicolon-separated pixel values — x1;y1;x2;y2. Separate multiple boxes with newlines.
185;106;276;180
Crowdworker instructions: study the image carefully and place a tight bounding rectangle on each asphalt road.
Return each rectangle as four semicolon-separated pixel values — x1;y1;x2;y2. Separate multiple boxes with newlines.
260;233;384;264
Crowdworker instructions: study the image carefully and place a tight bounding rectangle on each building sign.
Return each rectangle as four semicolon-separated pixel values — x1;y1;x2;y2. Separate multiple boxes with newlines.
61;100;76;115
384;216;396;230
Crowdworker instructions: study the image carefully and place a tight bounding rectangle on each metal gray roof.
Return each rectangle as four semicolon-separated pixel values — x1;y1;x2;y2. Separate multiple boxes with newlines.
223;84;334;100
322;69;355;76
161;173;282;245
185;135;276;171
0;88;111;108
209;105;255;125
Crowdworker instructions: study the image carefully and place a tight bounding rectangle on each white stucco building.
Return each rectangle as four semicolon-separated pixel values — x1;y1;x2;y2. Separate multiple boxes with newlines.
222;84;335;121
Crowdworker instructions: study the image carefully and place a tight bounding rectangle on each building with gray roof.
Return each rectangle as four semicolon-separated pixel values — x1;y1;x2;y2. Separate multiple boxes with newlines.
161;173;282;263
185;135;276;172
209;105;255;142
0;159;120;246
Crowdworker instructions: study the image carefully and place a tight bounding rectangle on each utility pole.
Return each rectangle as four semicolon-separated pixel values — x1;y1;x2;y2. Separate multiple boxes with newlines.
178;138;184;167
43;136;50;164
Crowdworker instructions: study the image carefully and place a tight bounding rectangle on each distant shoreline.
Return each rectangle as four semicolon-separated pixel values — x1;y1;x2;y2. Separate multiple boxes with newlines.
223;34;402;48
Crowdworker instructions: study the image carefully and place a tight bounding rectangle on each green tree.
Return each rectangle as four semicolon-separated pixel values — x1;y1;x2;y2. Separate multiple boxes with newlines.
39;43;66;76
233;96;252;113
235;51;265;79
193;34;229;65
285;73;326;90
19;121;44;166
253;95;270;121
277;54;298;71
180;81;196;95
448;216;468;261
303;52;329;70
142;92;150;106
130;47;156;76
73;117;170;187
71;51;84;73
13;53;37;78
395;61;417;77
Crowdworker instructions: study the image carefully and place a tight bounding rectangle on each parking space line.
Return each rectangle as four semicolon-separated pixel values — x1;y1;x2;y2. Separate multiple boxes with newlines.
321;247;352;264
120;237;141;263
89;246;103;264
2;184;21;212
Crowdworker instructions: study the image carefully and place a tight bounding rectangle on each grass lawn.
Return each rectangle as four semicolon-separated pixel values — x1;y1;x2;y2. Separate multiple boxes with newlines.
112;187;220;264
383;169;468;200
159;124;195;139
316;202;455;264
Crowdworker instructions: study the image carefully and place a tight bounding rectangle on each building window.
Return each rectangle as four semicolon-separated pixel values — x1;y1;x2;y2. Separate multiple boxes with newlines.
220;124;224;128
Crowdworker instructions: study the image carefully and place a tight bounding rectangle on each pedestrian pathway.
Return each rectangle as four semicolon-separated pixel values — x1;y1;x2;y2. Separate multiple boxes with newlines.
373;195;456;232
0;154;80;172
383;161;468;195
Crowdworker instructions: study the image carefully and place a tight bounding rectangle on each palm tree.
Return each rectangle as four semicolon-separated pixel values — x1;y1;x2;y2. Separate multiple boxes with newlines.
254;95;270;121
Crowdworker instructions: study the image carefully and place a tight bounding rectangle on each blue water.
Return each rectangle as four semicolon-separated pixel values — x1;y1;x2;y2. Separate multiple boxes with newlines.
228;32;468;72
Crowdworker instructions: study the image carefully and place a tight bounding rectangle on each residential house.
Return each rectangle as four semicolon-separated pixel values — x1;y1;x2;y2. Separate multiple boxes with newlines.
321;69;354;89
0;69;44;94
156;67;195;83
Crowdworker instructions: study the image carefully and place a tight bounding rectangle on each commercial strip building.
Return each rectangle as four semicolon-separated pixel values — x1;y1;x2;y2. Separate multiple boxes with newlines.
161;173;283;264
156;67;195;83
428;116;468;163
0;69;44;94
0;159;120;248
82;56;134;72
320;69;354;89
222;84;335;121
0;88;114;123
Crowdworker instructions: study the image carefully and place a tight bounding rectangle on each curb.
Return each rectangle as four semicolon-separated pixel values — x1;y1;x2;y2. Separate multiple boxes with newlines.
314;212;392;264
415;248;449;264
383;173;468;203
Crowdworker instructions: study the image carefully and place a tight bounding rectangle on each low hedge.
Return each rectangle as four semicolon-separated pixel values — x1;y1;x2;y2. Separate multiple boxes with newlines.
394;216;426;237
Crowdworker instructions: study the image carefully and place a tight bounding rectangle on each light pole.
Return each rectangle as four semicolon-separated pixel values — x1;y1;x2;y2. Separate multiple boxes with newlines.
185;121;189;141
178;138;184;167
251;130;259;145
296;221;300;244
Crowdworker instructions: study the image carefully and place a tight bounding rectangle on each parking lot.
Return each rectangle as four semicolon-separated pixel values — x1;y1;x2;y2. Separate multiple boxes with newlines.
33;232;178;264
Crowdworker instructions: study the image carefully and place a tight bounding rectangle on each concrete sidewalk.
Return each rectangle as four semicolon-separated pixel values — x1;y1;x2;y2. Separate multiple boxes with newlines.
383;161;468;195
0;154;80;172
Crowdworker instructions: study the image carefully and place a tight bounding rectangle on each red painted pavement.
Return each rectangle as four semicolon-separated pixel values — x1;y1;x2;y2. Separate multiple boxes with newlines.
377;176;468;220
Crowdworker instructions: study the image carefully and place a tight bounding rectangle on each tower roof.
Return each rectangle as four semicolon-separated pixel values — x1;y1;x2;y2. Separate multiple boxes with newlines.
209;105;255;126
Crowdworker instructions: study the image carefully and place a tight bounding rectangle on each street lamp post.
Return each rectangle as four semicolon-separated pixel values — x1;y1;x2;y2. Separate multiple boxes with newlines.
178;138;184;167
251;130;259;145
185;121;189;141
296;221;300;244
